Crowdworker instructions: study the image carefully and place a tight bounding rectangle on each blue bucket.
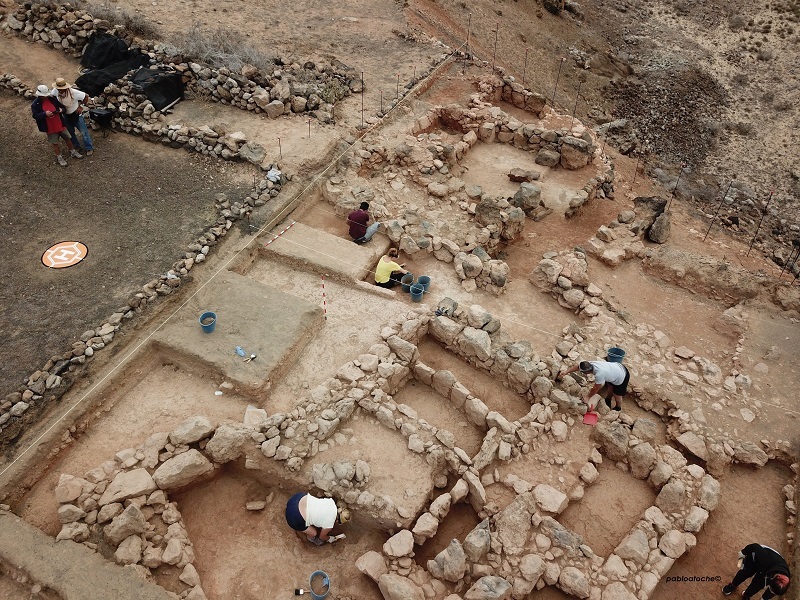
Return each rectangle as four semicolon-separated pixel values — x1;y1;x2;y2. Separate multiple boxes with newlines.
400;273;414;293
417;275;431;292
309;570;330;600
607;347;625;363
410;283;424;302
199;311;217;333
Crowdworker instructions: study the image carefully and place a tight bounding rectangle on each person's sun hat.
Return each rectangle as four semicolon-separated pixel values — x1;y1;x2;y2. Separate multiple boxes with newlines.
53;78;72;90
35;84;51;97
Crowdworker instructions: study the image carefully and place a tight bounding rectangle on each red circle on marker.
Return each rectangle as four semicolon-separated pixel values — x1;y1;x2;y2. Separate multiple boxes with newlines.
42;241;88;269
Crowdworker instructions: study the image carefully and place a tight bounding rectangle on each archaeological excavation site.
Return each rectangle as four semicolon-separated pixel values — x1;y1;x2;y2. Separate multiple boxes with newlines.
0;0;798;599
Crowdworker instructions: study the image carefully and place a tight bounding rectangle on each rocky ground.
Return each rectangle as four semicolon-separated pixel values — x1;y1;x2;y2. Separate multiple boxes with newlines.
0;0;798;600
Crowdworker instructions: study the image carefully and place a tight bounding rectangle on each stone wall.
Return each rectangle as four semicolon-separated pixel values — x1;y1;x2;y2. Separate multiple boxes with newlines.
0;2;354;121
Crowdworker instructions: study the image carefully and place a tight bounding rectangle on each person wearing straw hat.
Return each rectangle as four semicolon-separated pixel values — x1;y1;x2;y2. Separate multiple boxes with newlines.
285;492;350;546
30;84;82;167
557;359;629;411
50;78;94;156
723;543;791;599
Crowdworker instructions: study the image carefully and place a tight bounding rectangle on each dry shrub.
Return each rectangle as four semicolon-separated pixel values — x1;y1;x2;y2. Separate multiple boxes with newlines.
87;1;158;38
166;23;275;73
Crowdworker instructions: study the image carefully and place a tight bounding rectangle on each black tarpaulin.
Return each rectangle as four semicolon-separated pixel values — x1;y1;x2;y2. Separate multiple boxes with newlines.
80;32;132;70
130;68;184;111
75;55;152;96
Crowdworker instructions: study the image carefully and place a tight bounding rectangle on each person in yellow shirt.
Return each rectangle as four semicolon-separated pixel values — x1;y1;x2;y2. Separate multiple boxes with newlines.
375;248;409;288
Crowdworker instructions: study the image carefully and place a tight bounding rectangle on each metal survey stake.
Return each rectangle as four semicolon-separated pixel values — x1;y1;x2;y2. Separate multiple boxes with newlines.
522;47;530;86
571;80;582;128
704;180;734;242
747;190;775;257
492;22;499;72
463;13;472;75
552;57;566;107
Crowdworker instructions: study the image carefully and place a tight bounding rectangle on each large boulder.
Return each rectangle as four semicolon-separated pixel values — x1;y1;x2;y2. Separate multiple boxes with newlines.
464;518;491;562
169;416;215;445
614;528;649;566
356;551;388;582
464;576;512;600
383;530;414;558
428;539;467;582
153;449;214;490
558;567;589;598
511;182;542;213
648;212;671;243
592;421;630;461
98;469;157;506
204;422;253;463
378;574;425;600
559;136;592;170
104;504;147;546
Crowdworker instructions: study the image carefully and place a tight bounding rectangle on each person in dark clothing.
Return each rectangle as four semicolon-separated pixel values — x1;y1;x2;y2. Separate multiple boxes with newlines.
347;201;381;243
31;84;82;166
723;543;791;599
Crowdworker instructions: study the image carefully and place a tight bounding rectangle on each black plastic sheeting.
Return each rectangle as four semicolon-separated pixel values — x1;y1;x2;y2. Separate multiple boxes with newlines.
80;32;133;70
130;68;184;111
75;55;151;96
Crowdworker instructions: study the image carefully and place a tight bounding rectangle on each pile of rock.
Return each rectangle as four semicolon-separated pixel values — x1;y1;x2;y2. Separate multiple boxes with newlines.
53;415;263;599
585;197;671;267
529;249;605;318
174;61;350;122
0;3;98;53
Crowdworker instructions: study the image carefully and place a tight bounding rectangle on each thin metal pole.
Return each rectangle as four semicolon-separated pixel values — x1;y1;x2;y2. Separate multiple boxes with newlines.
522;47;530;87
396;73;400;99
747;190;775;257
667;163;686;212
361;72;364;128
552;57;566;106
307;118;311;138
703;180;734;242
380;90;383;114
570;80;582;128
632;151;641;185
463;13;472;75
413;67;416;81
278;137;281;159
779;244;800;279
492;22;499;72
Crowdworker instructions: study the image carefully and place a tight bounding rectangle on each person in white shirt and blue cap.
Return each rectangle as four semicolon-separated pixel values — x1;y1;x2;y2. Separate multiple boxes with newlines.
558;358;630;411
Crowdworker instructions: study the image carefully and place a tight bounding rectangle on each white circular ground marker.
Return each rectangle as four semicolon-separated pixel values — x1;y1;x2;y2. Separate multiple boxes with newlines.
42;241;88;269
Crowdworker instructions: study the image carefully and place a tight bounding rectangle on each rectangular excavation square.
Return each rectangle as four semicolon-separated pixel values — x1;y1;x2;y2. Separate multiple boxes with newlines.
152;270;323;394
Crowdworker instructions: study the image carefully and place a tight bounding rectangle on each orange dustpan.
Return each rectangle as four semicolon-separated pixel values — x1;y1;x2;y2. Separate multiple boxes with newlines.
582;406;599;426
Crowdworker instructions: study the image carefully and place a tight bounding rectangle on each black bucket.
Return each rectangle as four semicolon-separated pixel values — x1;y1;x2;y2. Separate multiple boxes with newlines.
89;108;114;130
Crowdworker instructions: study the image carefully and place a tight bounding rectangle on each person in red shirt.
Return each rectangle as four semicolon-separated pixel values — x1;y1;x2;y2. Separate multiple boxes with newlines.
31;84;83;167
347;201;381;243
